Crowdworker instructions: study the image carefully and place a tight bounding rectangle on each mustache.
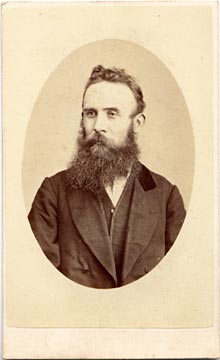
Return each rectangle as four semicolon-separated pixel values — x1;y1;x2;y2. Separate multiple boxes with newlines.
86;132;108;146
79;131;116;150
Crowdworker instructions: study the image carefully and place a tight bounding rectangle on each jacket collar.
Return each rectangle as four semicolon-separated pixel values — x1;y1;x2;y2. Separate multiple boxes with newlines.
137;162;156;191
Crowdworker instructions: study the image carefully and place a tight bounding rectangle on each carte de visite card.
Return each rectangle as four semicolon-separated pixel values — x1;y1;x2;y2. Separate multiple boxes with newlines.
2;1;219;359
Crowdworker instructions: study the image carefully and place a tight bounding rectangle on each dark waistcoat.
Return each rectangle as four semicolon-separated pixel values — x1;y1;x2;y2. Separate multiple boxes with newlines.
101;174;135;286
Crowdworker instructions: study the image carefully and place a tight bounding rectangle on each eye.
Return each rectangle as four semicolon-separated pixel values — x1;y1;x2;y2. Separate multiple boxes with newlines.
107;110;118;119
84;110;96;118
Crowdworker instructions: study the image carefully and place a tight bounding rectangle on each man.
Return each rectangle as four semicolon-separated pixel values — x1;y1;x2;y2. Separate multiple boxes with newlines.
28;65;186;289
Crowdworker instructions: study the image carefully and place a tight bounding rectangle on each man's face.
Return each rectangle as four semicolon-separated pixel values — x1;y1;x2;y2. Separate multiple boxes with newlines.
82;81;137;148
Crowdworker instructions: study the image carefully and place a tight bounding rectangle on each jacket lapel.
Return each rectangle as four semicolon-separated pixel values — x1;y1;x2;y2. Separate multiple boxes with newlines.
121;165;160;282
67;188;117;283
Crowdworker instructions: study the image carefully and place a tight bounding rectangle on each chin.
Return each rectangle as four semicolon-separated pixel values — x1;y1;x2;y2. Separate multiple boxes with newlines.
90;144;109;156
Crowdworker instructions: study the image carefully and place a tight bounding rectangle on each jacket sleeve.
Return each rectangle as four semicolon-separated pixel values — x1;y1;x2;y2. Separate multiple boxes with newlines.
28;177;60;268
165;185;186;253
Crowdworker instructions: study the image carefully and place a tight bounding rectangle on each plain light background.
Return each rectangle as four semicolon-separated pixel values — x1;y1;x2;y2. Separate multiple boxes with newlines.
3;2;219;359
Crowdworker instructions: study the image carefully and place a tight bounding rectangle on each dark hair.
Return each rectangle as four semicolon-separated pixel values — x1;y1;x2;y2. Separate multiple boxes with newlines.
83;65;145;116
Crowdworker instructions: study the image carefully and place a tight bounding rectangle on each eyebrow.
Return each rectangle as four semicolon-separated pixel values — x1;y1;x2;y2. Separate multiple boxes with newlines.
103;107;120;114
83;107;97;112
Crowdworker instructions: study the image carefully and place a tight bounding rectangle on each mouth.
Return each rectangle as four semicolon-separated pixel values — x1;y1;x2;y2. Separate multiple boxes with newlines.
88;134;107;146
95;139;105;145
91;141;106;150
82;133;116;154
88;136;111;157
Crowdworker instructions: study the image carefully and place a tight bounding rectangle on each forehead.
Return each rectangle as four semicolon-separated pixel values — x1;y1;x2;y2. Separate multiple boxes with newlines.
83;81;137;111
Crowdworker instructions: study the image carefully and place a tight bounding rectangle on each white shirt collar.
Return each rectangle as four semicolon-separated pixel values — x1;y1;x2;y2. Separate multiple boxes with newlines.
104;170;131;207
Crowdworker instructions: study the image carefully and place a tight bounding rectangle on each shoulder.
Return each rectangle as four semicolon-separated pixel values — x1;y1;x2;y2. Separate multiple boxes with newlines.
31;170;69;211
138;162;174;193
150;169;174;192
138;163;185;205
38;169;68;194
47;169;67;184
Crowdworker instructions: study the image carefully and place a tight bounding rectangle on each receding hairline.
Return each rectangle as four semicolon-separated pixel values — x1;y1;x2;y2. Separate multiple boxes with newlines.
83;80;141;117
83;80;143;115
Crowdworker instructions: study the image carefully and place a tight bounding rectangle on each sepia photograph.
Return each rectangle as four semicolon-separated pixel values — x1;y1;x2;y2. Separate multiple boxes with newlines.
3;1;219;359
27;62;187;289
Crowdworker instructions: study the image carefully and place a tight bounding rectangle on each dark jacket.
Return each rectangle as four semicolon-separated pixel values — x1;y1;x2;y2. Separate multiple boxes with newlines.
28;163;186;288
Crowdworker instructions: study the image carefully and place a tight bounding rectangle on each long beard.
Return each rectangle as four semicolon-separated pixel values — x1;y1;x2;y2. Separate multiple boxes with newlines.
66;126;140;193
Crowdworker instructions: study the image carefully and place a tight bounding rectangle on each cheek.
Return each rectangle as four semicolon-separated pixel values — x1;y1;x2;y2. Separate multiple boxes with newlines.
109;130;127;146
83;119;94;134
111;123;131;141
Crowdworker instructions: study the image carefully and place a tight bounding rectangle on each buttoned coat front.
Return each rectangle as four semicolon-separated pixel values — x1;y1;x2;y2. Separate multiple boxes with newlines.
28;163;186;288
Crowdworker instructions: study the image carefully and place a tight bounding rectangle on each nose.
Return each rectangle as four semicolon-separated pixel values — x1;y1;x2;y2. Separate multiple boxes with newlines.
93;113;107;133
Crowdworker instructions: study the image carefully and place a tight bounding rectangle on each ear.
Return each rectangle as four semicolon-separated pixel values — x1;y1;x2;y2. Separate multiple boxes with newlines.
132;113;146;133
